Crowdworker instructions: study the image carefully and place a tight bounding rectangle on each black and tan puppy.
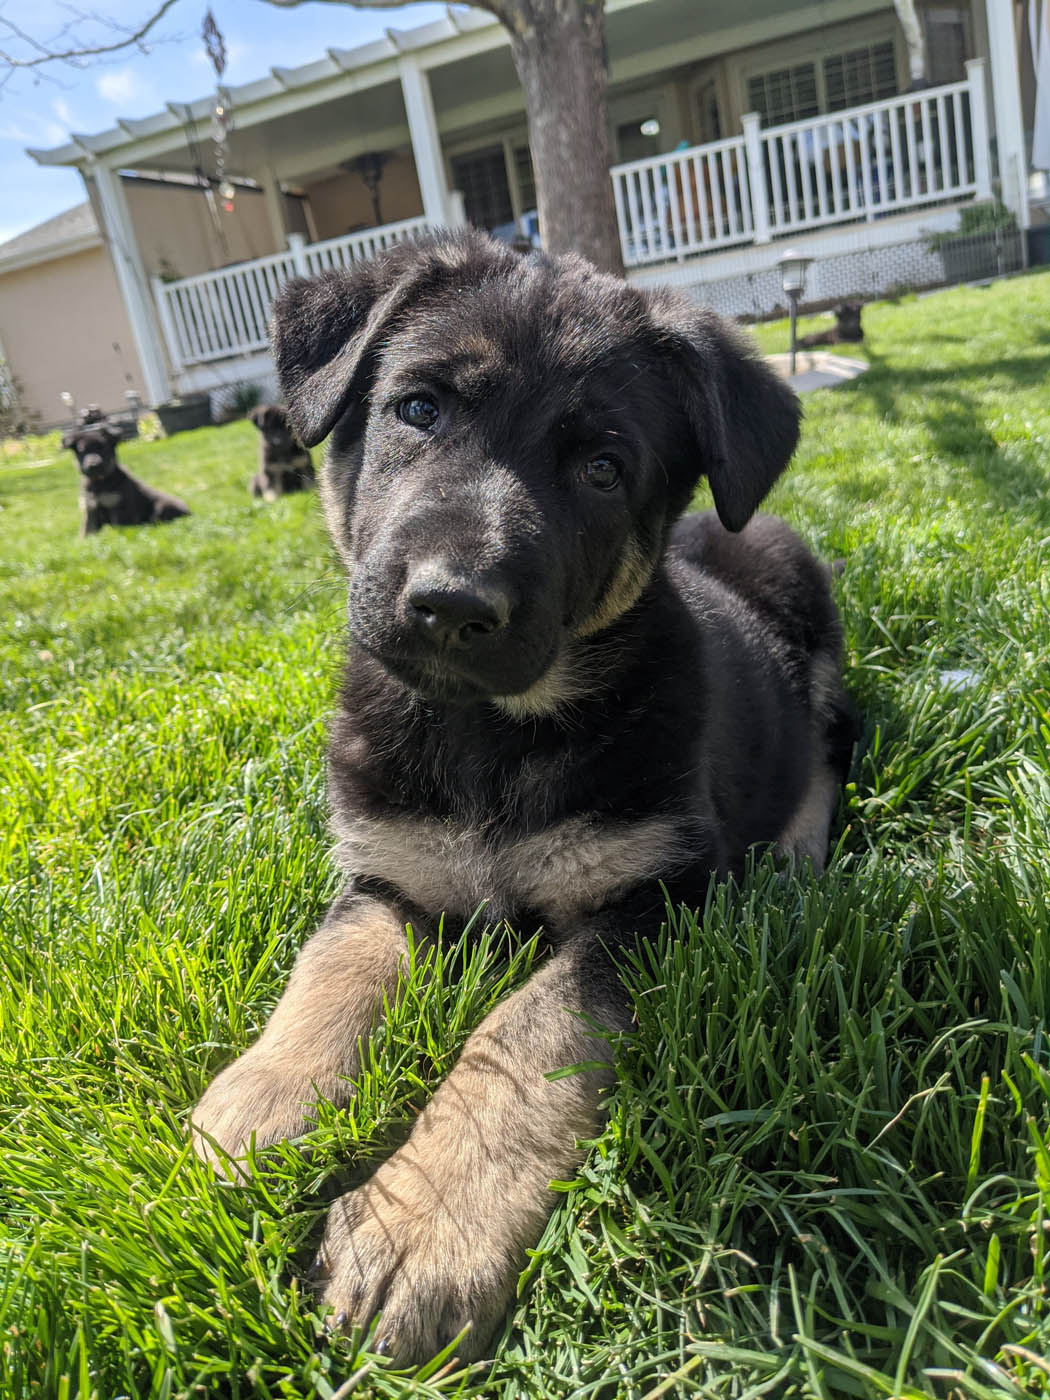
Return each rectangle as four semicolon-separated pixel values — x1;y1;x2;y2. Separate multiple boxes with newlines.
192;232;853;1365
64;424;190;536
798;300;864;349
248;402;315;500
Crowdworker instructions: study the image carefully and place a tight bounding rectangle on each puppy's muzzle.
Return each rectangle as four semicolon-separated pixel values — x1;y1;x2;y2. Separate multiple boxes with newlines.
404;566;512;652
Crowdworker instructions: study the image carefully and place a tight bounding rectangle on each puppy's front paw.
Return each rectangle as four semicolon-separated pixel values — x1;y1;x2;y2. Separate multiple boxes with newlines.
191;1054;325;1175
316;1152;526;1366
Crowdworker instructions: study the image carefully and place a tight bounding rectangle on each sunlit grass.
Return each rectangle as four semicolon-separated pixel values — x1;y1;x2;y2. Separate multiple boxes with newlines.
2;271;1049;1397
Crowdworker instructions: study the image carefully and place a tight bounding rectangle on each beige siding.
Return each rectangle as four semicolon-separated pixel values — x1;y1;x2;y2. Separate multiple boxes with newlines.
0;245;145;431
124;179;284;280
302;153;424;242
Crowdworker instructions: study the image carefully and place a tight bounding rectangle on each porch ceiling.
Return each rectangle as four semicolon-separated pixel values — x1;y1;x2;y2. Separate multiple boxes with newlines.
29;0;893;179
219;79;410;183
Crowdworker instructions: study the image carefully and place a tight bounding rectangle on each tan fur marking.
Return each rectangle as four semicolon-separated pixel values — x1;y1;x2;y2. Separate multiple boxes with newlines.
320;443;365;566
191;901;408;1172
776;762;837;871
573;535;654;639
491;650;592;720
317;946;628;1363
334;812;688;922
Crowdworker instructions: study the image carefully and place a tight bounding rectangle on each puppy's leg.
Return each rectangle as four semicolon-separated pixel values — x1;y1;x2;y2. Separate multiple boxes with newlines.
191;891;409;1171
776;756;838;872
317;937;630;1365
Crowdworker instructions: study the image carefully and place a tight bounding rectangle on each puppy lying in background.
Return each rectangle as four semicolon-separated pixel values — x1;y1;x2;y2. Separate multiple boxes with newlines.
248;402;315;500
64;423;190;536
798;300;864;348
192;231;854;1366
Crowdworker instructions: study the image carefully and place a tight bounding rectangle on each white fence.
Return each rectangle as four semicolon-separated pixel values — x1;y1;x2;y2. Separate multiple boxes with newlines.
153;216;431;371
612;62;991;267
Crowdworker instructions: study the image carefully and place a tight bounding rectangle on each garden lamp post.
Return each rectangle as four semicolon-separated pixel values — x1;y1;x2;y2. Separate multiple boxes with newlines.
778;250;813;375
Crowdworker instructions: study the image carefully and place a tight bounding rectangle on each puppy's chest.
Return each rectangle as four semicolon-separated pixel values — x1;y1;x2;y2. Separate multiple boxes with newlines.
84;486;124;509
334;806;687;927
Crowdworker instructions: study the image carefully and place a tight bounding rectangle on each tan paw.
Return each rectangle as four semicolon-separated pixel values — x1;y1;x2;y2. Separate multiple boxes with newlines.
316;1158;523;1366
190;1055;325;1176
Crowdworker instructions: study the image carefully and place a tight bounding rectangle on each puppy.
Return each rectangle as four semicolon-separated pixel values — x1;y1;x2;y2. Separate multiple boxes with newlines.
248;402;315;500
798;300;864;349
192;231;854;1366
64;424;190;536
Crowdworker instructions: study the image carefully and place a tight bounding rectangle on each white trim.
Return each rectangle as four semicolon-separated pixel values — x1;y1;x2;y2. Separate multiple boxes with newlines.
90;163;171;405
399;56;452;224
984;0;1031;226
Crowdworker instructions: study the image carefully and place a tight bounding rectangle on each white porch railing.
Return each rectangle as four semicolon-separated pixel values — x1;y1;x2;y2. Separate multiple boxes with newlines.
153;215;431;371
154;64;994;372
612;62;991;268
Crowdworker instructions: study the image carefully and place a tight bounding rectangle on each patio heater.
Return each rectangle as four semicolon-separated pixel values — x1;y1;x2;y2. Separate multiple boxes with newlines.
777;249;813;375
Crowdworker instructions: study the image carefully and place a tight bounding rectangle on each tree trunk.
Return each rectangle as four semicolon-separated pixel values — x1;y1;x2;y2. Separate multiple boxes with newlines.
506;0;623;276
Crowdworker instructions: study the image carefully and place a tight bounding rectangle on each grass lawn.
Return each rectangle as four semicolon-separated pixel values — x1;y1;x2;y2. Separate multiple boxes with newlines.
1;270;1049;1399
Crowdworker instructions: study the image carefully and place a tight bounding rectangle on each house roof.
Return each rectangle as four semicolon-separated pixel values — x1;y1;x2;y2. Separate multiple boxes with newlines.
27;4;503;169
0;201;101;272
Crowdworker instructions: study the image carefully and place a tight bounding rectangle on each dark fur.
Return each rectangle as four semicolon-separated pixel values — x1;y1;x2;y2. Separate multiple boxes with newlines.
192;231;854;1366
248;402;315;499
63;424;190;536
798;300;864;349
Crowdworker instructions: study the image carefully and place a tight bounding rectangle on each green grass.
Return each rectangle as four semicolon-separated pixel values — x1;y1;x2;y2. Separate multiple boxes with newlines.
2;271;1050;1398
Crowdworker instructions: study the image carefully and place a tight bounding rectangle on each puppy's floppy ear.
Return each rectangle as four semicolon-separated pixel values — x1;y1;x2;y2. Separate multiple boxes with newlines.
270;242;445;448
649;293;801;531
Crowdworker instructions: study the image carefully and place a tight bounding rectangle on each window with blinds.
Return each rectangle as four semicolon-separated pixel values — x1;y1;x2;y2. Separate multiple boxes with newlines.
824;41;898;110
747;39;899;128
746;64;819;127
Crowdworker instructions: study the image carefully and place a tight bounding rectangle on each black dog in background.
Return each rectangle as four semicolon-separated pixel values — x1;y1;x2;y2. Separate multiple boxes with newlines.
248;402;315;500
64;421;190;536
798;300;864;349
192;231;854;1366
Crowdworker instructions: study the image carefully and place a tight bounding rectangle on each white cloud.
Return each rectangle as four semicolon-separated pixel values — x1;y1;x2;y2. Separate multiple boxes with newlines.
0;115;69;146
52;98;75;126
96;68;142;105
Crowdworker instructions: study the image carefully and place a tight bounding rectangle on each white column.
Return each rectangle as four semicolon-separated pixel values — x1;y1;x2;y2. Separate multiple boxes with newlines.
741;113;771;244
984;0;1031;227
260;165;287;250
966;59;993;200
89;162;172;406
399;55;452;226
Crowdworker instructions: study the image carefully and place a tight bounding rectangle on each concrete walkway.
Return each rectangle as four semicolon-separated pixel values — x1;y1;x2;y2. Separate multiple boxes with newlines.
765;351;869;392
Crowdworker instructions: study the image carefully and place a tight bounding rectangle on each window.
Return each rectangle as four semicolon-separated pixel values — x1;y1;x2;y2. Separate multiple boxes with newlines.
824;41;898;110
512;144;536;213
747;64;819;127
922;6;970;85
449;147;514;230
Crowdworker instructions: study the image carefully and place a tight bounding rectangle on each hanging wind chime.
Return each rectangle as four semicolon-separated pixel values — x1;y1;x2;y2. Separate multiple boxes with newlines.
202;10;235;213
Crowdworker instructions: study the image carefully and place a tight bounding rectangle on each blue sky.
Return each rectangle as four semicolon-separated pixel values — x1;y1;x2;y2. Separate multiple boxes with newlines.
0;0;449;245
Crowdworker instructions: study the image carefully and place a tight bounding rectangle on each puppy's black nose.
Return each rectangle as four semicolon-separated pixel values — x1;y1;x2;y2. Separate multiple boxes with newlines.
405;570;511;648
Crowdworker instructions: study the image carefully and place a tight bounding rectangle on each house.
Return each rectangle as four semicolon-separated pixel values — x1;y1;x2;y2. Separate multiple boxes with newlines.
4;0;1043;424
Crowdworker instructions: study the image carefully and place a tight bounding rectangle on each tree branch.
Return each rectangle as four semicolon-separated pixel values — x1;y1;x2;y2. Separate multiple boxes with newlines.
0;0;179;70
260;0;520;25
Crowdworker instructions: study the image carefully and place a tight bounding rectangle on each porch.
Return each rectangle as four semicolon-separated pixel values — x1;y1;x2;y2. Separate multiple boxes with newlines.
152;66;993;389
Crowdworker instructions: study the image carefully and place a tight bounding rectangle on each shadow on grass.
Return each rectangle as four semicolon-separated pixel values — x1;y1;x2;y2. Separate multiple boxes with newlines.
841;345;1050;519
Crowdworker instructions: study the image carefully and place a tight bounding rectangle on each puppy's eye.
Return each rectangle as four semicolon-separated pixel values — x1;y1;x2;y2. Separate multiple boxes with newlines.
397;396;440;430
580;455;622;491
